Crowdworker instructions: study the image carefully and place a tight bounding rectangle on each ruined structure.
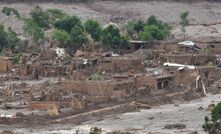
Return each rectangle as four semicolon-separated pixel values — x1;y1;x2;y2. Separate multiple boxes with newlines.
160;54;217;65
0;38;221;130
0;57;12;73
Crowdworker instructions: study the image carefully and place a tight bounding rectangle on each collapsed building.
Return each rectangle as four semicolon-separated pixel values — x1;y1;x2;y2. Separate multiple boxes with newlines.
0;57;12;73
1;40;221;118
160;54;217;65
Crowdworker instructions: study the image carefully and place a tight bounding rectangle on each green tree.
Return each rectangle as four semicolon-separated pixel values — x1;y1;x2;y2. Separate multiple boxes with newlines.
137;15;170;41
84;19;102;41
202;102;221;132
147;15;170;38
139;28;153;41
147;15;158;26
6;28;20;50
51;29;70;47
2;7;20;18
102;24;128;51
133;20;145;34
0;24;22;52
54;16;81;33
30;6;50;28
46;9;68;24
68;25;88;50
211;102;221;122
2;7;20;27
180;11;189;40
146;25;164;40
23;19;44;46
0;24;8;52
125;20;136;39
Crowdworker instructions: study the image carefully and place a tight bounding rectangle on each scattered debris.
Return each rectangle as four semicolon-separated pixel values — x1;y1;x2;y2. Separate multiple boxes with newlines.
54;47;66;58
198;107;204;110
0;130;14;134
178;41;201;51
163;62;195;70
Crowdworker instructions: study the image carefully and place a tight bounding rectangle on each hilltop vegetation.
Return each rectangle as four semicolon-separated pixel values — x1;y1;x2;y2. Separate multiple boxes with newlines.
0;6;171;55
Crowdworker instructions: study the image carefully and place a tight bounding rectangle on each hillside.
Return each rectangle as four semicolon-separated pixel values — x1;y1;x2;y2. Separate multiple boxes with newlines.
0;0;221;41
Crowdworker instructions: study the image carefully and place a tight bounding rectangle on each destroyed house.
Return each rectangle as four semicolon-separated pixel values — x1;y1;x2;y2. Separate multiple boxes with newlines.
128;40;162;51
0;57;12;73
61;80;136;99
41;65;66;77
163;65;220;89
160;54;217;65
128;40;176;52
19;64;66;77
129;40;149;51
99;57;143;72
135;74;174;90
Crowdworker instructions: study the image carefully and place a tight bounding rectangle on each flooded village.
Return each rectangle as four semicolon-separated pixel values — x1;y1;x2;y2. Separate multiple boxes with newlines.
0;0;221;134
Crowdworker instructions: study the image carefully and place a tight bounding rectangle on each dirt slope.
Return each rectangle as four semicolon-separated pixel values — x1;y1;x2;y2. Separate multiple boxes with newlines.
0;1;221;40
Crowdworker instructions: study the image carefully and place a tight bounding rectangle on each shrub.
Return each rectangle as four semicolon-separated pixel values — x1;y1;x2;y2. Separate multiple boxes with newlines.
125;20;136;39
2;7;21;28
46;8;68;24
147;15;158;26
12;53;22;64
139;28;153;41
0;25;23;52
203;102;221;132
54;16;81;33
126;16;170;41
23;19;45;45
180;11;189;40
133;20;145;34
84;19;102;42
138;16;170;41
7;28;20;50
102;24;128;51
30;6;50;28
52;29;70;47
88;73;103;81
89;127;102;134
146;25;164;40
0;24;8;52
15;40;27;52
68;25;88;49
211;102;221;122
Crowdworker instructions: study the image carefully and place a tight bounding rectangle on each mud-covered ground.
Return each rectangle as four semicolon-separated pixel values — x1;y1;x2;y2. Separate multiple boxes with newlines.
0;1;221;133
3;93;219;134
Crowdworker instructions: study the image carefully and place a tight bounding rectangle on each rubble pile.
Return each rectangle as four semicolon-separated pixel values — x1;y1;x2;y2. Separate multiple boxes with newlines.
124;49;154;60
0;40;221;127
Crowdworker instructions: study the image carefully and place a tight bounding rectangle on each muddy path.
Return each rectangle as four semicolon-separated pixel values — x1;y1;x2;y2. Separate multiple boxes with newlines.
1;93;220;134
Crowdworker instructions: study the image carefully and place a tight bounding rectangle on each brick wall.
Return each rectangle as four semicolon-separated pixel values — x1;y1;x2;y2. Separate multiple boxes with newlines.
135;75;157;89
60;80;135;99
99;57;143;72
160;54;217;65
0;59;12;73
